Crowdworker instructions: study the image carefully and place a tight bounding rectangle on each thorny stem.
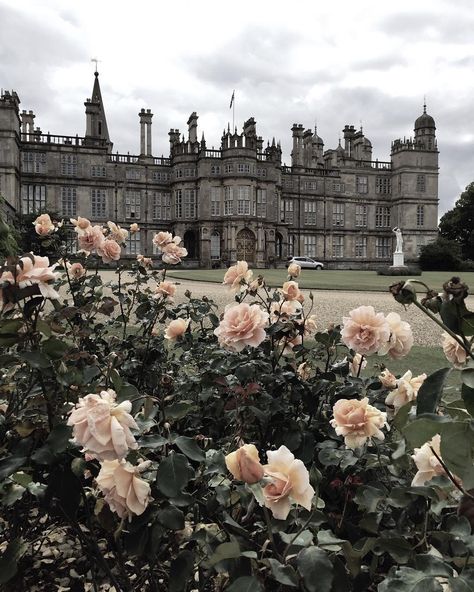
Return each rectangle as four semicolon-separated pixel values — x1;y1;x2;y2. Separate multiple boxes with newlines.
282;506;317;560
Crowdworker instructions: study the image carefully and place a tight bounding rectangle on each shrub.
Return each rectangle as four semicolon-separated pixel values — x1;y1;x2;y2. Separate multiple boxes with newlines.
418;236;463;270
0;217;473;590
376;265;422;276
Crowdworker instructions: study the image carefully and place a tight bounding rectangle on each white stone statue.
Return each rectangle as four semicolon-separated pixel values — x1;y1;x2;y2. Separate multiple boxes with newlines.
392;227;403;253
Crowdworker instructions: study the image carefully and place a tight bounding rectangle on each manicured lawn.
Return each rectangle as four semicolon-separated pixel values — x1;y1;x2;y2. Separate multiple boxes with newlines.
167;268;474;293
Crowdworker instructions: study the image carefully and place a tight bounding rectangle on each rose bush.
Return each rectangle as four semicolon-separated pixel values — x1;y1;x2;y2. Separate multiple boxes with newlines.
0;223;473;591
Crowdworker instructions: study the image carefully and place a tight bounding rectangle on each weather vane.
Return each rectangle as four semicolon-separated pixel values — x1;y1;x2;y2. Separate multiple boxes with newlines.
91;58;100;73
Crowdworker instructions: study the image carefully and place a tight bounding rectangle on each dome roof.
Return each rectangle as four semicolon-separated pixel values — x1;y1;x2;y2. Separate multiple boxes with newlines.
414;108;436;130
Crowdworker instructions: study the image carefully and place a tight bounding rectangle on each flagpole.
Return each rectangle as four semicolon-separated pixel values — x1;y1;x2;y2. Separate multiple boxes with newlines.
232;90;235;131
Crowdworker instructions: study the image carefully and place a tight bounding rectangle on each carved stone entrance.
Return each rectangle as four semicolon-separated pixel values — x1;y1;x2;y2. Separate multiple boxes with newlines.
236;228;256;263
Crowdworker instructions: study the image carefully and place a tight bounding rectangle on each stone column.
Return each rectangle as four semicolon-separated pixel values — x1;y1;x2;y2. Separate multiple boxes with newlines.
146;109;153;156
139;109;146;155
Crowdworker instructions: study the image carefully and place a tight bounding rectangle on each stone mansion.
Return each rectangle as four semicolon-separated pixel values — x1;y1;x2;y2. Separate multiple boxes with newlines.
0;72;438;268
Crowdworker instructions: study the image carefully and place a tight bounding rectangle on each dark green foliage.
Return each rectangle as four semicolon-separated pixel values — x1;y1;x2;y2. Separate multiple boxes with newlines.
439;182;474;260
418;236;463;270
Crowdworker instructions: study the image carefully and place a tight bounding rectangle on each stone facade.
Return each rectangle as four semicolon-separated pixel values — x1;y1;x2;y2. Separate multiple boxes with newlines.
0;73;439;268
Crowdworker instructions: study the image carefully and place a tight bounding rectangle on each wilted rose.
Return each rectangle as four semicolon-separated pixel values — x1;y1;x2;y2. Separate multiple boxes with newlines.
442;333;469;368
378;312;414;359
70;216;91;235
385;370;426;412
223;261;253;291
287;263;301;278
341;306;391;356
330;397;388;449
107;221;128;243
225;444;264;484
262;445;314;520
297;362;312;381
97;239;121;263
96;459;152;519
155;280;177;300
347;353;367;377
214;303;268;352
67;389;138;460
164;318;190;340
136;254;153;268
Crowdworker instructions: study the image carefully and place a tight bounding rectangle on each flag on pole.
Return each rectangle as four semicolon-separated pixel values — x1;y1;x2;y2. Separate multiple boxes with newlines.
229;90;235;109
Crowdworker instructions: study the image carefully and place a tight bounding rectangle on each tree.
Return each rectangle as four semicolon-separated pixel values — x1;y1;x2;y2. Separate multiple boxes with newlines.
439;182;474;260
0;197;20;260
418;236;462;271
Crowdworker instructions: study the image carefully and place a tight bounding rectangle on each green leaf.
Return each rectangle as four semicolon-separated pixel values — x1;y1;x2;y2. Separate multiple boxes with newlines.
46;424;72;454
174;436;205;461
21;351;50;369
461;384;474;417
156;453;193;498
374;536;413;564
462;368;474;389
157;505;185;530
0;538;28;585
297;547;333;592
440;422;474;488
42;337;69;359
0;455;27;481
165;400;196;420
416;368;451;416
267;558;298;587
205;541;241;568
403;415;451;448
353;485;386;512
393;401;415;431
227;576;263;592
169;550;195;592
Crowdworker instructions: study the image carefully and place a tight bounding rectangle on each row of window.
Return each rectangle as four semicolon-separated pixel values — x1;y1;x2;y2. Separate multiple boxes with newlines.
283;175;426;194
301;235;392;259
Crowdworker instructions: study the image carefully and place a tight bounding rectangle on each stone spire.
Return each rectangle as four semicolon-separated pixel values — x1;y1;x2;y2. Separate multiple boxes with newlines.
84;71;111;147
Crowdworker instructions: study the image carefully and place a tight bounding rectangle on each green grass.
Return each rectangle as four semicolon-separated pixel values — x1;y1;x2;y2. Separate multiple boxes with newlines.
167;269;474;293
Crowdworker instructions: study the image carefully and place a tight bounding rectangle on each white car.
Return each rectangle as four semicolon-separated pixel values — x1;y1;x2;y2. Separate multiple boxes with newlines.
287;256;324;270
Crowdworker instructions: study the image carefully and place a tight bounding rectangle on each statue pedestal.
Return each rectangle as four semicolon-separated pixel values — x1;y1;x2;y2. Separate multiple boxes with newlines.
390;251;406;268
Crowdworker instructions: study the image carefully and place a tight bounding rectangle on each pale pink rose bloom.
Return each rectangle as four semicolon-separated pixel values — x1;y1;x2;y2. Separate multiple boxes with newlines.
34;214;55;236
442;333;468;368
67;389;139;460
97;239;121;263
107;221;128;243
330;397;388;449
78;225;105;253
347;353;367;377
96;459;152;519
262;445;314;520
281;281;301;301
303;315;317;336
129;223;140;234
222;261;253;291
214;303;269;352
161;242;188;265
379;369;397;389
70;216;91;235
378;312;414;359
297;362;312;381
225;444;264;484
411;434;446;486
341;306;391;356
17;255;60;299
155;281;177;300
270;299;302;323
164;318;190;340
69;262;86;279
287;263;301;278
385;370;427;411
152;231;173;250
136;254;153;268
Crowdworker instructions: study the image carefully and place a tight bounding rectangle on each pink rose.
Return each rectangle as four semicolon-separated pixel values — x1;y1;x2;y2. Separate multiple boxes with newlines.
34;214;55;236
270;299;302;323
225;444;264;484
281;281;301;301
67;389;139;460
161;242;188;265
330;397;388;449
287;263;301;278
385;370;426;411
442;333;469;368
214;303;269;352
378;312;414;359
341;306;391;356
411;434;446;487
97;239;121;263
16;255;60;300
379;369;397;389
155;281;177;300
129;223;140;234
164;318;190;340
222;261;253;291
262;445;314;520
107;221;128;243
70;216;91;235
152;231;173;249
78;225;105;253
136;254;153;268
69;262;86;279
96;459;152;519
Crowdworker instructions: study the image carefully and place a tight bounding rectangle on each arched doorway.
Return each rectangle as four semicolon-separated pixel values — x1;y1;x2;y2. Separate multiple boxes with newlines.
236;228;256;263
183;230;199;259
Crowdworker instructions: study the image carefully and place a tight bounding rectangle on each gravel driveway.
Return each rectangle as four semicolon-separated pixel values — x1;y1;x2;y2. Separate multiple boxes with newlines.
98;271;474;348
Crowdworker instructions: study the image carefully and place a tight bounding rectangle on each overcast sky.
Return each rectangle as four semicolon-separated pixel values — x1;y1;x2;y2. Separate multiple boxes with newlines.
1;0;473;216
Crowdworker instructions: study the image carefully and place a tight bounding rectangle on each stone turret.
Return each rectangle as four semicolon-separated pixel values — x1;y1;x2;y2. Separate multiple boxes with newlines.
84;71;112;150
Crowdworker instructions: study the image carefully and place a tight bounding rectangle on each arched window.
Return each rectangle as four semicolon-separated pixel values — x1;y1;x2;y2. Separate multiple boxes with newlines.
276;232;283;259
211;231;220;260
